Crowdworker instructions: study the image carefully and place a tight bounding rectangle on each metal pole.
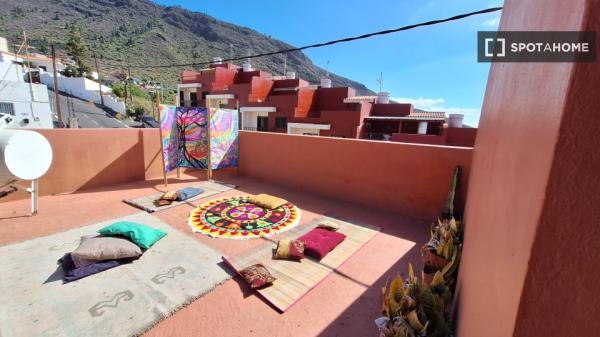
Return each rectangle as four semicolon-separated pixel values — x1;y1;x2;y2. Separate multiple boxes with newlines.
156;92;168;187
127;64;133;103
51;44;63;127
206;99;213;181
236;100;240;177
30;179;38;215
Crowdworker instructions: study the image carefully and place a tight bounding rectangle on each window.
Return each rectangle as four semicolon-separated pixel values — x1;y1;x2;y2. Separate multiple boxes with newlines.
179;91;184;107
190;92;197;107
275;117;287;128
0;102;15;116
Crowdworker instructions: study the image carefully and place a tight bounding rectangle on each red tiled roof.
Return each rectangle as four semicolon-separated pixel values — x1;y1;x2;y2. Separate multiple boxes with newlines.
366;111;446;121
405;111;446;120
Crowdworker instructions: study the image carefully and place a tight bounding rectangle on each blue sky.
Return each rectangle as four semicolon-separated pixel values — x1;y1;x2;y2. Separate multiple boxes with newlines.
154;0;503;126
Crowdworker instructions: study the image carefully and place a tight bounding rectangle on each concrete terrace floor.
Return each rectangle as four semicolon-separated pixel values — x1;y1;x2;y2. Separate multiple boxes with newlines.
0;174;430;337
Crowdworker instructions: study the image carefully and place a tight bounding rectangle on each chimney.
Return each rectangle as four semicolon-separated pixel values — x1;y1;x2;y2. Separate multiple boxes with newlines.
212;57;223;65
243;62;253;72
286;71;296;79
376;92;390;104
320;78;332;88
448;113;464;128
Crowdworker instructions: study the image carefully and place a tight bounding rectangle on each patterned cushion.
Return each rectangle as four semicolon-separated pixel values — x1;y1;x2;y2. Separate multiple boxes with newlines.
59;253;137;283
239;263;276;288
247;194;288;209
317;220;340;231
175;187;204;201
298;228;347;260
98;222;167;249
161;191;179;201
274;239;305;260
154;191;179;206
71;235;143;261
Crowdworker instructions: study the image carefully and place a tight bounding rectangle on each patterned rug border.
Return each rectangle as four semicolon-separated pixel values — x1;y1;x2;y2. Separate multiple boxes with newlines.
188;196;302;240
222;215;381;312
0;212;233;337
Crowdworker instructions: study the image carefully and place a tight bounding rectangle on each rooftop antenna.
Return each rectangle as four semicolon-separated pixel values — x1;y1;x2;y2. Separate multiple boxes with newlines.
325;60;330;78
376;72;384;92
229;43;233;62
283;54;287;76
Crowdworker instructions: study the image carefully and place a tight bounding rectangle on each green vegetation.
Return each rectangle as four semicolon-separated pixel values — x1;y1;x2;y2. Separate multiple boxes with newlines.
0;0;373;95
65;25;92;77
111;82;149;99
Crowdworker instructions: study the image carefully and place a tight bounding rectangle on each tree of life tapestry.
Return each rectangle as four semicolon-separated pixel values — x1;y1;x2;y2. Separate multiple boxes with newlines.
159;105;238;172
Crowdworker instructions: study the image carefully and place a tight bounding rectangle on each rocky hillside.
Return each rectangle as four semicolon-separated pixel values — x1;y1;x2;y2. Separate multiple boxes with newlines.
0;0;374;94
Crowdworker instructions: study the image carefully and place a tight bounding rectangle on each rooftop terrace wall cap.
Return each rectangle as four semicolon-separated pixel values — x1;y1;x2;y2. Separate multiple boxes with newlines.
272;87;299;92
177;83;203;89
206;94;235;99
240;106;277;112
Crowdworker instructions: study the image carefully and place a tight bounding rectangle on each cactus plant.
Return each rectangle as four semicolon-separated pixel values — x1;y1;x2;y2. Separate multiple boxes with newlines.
377;264;452;337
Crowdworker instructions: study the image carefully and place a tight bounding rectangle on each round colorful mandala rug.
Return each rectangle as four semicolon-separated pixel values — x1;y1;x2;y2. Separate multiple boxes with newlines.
188;196;301;239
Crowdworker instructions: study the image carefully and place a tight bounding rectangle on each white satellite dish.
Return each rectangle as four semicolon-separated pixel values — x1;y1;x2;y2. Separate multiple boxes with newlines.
0;130;53;215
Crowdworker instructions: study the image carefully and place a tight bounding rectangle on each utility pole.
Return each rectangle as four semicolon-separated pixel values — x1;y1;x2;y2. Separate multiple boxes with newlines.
121;60;129;104
51;44;64;127
93;51;104;106
127;62;133;103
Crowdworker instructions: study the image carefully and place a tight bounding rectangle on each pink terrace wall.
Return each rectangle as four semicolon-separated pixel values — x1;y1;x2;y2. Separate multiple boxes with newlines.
238;131;472;219
456;1;600;337
6;129;165;199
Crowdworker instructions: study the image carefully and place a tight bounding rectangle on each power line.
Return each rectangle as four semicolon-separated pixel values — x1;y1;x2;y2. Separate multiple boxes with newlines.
126;6;502;69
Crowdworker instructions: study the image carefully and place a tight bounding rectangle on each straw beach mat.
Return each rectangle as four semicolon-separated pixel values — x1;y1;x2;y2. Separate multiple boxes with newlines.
0;212;232;337
123;180;235;213
223;216;380;312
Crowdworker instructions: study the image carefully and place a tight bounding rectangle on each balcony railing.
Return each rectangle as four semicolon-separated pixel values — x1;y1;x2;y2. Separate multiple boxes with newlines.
243;126;257;131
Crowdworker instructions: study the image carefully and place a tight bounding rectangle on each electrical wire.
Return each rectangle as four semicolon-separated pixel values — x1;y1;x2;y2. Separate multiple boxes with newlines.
125;6;502;69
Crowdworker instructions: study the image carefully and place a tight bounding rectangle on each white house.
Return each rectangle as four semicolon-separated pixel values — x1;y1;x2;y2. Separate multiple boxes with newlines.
39;72;125;114
0;38;54;129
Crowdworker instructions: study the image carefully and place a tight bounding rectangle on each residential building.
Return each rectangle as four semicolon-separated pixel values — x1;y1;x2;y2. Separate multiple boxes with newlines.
0;1;597;337
178;60;477;146
0;37;53;129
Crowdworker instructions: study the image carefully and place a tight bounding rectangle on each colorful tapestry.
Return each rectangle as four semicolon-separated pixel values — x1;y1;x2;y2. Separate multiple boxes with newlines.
159;105;238;172
210;108;239;169
159;105;179;172
177;107;209;169
188;196;301;239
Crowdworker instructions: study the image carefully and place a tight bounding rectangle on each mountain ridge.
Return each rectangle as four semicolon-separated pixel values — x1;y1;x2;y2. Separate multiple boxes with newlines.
0;0;375;95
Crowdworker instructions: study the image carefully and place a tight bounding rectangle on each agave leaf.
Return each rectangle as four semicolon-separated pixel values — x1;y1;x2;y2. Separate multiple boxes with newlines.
394;328;408;337
389;275;405;303
430;271;445;287
407;310;425;331
436;240;446;256
443;236;454;260
450;217;458;233
441;247;457;277
408;263;416;285
420;321;430;336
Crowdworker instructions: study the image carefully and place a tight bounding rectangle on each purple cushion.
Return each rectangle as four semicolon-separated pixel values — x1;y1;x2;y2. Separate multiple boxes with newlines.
298;228;346;260
59;253;137;283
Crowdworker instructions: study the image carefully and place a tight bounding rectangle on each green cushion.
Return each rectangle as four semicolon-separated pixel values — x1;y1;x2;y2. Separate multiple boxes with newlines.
98;222;167;249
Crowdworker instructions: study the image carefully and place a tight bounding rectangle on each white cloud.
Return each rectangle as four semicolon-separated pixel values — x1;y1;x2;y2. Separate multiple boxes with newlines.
392;97;481;126
482;17;500;27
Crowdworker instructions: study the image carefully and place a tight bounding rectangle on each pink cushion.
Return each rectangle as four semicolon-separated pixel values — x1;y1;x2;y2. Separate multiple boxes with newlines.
298;228;346;260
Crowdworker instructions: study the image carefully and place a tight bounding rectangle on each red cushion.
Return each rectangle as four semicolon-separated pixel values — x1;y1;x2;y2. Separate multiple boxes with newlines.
298;228;346;260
